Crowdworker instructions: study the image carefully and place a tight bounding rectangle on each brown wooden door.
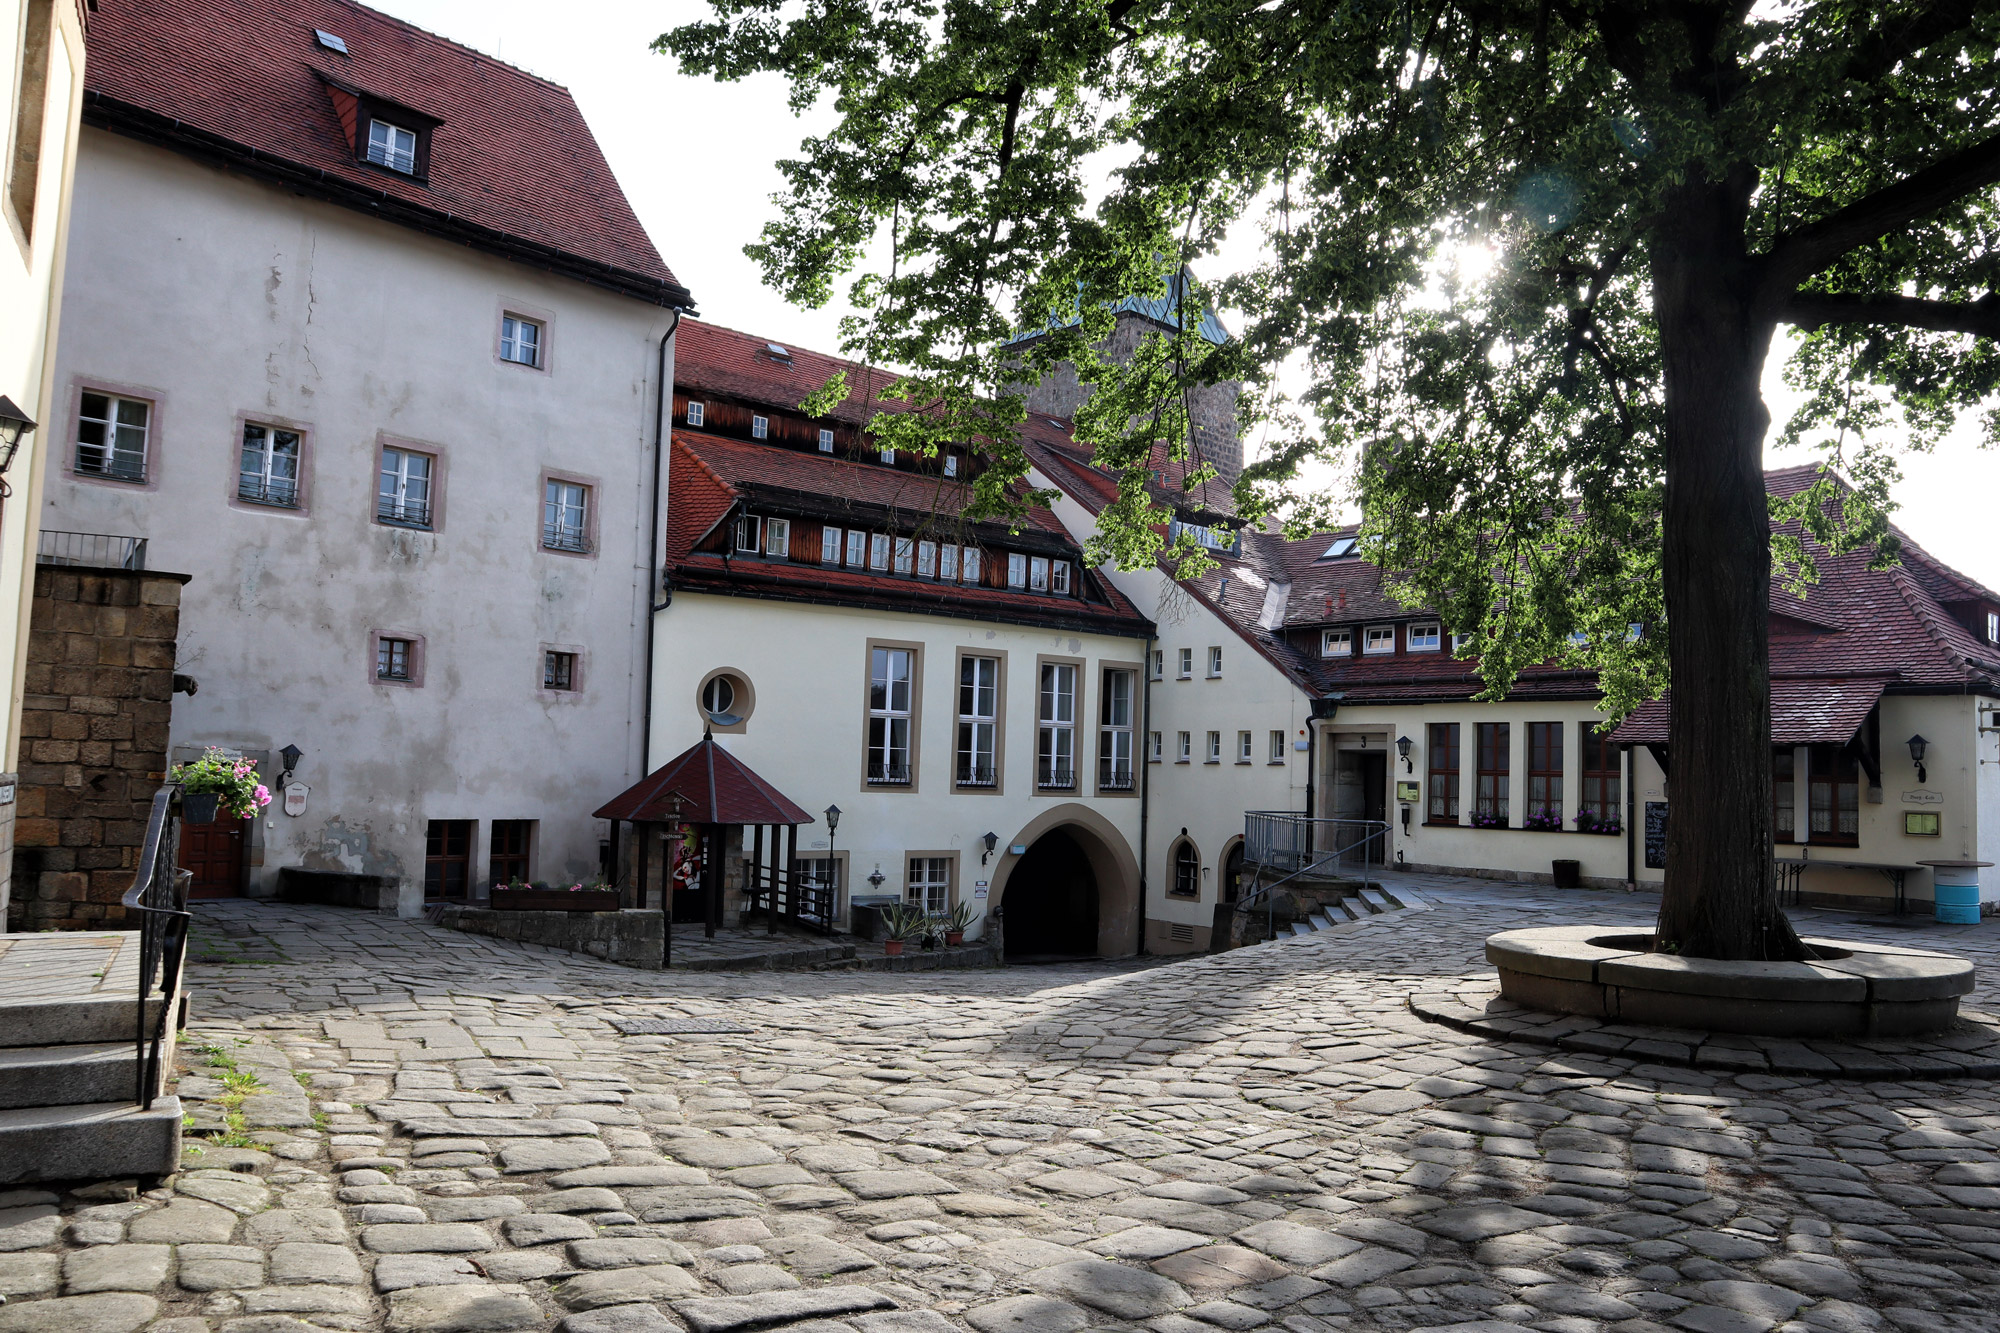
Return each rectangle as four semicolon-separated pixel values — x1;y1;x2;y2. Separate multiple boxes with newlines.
181;818;245;898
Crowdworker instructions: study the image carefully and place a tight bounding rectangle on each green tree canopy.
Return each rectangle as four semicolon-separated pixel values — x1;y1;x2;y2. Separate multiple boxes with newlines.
662;0;2000;959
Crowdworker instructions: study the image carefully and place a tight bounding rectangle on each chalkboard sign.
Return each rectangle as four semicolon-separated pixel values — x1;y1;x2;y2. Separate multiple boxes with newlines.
1644;801;1669;870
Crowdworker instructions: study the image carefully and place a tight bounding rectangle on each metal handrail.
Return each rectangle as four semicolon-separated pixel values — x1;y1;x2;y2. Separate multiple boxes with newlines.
743;864;839;937
38;529;148;570
120;787;189;1108
1239;813;1390;942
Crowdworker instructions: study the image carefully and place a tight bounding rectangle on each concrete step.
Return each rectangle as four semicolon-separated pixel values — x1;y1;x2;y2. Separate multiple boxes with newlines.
1287;921;1314;937
1377;884;1432;911
0;1096;183;1184
1358;889;1392;913
0;993;167;1048
1330;901;1361;923
0;1042;156;1110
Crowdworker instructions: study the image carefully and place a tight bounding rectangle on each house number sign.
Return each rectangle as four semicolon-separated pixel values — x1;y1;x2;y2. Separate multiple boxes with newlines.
283;782;310;816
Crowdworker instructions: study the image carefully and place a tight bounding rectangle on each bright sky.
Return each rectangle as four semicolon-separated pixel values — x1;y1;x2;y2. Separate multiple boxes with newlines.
373;0;2000;589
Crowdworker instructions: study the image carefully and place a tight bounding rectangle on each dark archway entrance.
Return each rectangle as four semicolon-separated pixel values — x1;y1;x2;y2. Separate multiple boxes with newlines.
1003;828;1099;959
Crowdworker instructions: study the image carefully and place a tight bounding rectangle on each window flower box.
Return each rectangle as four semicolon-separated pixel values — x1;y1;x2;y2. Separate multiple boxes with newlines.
1469;809;1508;829
1573;808;1623;836
1522;809;1564;832
490;887;621;913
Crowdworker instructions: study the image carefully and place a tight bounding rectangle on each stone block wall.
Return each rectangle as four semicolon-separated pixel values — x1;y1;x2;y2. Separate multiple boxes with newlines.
8;566;187;931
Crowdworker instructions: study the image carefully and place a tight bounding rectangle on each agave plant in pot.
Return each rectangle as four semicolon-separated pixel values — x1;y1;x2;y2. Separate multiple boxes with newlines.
878;901;930;956
941;900;975;946
170;748;273;825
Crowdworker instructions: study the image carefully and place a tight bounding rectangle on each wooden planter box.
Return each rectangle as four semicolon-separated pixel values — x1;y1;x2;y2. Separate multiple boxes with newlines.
489;888;622;913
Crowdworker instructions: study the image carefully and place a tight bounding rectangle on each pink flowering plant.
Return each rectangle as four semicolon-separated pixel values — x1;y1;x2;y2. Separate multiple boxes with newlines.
170;747;273;820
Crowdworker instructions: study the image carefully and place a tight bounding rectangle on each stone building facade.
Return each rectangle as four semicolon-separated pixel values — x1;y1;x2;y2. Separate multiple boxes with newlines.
8;564;183;929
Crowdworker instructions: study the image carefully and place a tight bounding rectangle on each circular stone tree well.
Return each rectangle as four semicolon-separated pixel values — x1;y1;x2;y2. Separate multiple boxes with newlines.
1485;925;1975;1039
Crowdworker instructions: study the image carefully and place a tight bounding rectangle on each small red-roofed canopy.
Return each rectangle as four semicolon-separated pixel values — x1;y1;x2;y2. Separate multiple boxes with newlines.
595;734;813;827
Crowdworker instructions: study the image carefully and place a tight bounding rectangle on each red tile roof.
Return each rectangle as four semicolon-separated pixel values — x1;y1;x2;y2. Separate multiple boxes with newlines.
594;735;814;826
677;320;909;428
665;431;1152;638
1608;675;1894;747
83;0;688;306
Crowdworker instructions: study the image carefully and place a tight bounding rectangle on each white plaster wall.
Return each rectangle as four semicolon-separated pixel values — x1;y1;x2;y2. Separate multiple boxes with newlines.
1034;471;1310;942
1975;695;2000;903
648;593;1148;942
1327;699;1632;884
44;130;673;893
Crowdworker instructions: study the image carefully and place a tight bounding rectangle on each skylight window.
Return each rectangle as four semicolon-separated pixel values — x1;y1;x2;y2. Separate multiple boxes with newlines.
766;342;791;359
315;29;349;53
1323;536;1358;558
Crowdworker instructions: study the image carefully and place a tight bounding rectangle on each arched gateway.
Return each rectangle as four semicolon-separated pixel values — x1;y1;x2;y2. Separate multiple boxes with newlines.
988;803;1140;959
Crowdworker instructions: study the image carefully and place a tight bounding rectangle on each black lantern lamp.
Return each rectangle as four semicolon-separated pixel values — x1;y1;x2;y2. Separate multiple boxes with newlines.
1396;734;1414;773
1908;734;1929;785
0;396;36;475
278;743;303;784
981;831;999;865
824;804;841;835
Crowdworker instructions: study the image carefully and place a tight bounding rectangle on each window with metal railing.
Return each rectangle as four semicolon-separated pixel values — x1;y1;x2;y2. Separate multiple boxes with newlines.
956;655;998;788
868;646;914;785
76;391;149;482
1097;668;1134;791
1037;662;1077;789
378;447;433;528
239;422;301;508
543;480;591;553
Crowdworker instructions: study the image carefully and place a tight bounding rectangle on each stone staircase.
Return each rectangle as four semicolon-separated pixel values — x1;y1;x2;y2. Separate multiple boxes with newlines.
0;930;185;1184
1278;883;1430;937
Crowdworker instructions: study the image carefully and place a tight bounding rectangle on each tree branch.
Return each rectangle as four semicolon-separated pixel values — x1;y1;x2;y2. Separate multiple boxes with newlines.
1782;291;2000;338
1761;130;2000;295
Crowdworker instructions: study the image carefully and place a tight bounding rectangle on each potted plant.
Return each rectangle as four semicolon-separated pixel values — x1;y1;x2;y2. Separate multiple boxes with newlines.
879;901;928;956
941;901;974;946
1523;809;1564;832
1468;809;1508;830
1574;808;1623;836
491;876;621;912
171;748;272;825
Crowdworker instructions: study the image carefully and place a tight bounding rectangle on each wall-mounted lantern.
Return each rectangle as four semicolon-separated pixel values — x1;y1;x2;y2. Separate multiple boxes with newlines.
1395;734;1414;773
981;831;998;865
0;396;37;475
1908;734;1930;785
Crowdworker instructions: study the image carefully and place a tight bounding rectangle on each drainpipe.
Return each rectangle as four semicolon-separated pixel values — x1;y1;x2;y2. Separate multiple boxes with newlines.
1624;744;1637;886
1138;633;1154;955
641;308;686;775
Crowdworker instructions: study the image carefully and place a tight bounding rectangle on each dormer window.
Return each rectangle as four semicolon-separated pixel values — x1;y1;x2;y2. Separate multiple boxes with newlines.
367;118;418;174
944;454;958;477
818;429;834;453
1989;611;1998;645
1364;625;1395;655
751;415;769;439
686;402;705;427
1323;536;1357;559
1322;629;1350;658
1409;622;1441;652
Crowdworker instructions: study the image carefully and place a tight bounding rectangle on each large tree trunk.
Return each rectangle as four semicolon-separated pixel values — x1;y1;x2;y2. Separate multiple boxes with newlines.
1649;177;1808;962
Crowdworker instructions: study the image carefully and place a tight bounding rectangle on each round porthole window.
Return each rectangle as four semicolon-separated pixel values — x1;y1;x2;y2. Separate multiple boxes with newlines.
696;669;754;731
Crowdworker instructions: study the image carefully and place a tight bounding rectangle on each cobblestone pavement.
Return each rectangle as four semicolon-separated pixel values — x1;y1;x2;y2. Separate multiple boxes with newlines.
6;874;2000;1333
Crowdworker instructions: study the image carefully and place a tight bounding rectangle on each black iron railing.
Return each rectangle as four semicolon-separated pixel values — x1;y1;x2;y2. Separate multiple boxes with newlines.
742;865;840;936
955;764;997;788
1098;761;1135;792
77;453;146;484
1037;762;1076;790
122;787;189;1109
867;762;912;786
377;497;431;529
38;529;147;570
542;525;590;554
238;477;300;508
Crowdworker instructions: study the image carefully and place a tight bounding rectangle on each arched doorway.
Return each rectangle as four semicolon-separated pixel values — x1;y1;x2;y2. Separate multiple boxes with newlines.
988;803;1141;958
1003;828;1098;959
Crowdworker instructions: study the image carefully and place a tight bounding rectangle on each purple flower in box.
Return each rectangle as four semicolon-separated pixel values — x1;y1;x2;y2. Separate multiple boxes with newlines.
1523;809;1564;831
1469;809;1507;829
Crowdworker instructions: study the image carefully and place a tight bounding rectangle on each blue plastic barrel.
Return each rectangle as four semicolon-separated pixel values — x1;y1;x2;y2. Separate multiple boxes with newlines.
1933;865;1983;925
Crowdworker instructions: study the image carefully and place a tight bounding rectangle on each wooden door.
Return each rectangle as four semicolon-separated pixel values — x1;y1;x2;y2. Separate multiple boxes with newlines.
181;818;244;898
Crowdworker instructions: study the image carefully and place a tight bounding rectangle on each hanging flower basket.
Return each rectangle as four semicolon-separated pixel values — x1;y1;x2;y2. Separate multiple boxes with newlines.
172;748;272;823
181;791;220;825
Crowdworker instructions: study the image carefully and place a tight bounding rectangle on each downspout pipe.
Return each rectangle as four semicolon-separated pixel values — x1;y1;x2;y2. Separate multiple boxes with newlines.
1138;633;1154;954
642;308;687;776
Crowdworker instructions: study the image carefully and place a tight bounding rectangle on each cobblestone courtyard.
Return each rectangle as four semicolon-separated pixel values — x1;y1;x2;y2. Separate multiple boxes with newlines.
7;875;2000;1333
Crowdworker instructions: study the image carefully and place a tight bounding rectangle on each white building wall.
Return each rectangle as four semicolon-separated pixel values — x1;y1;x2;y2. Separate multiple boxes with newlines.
1035;471;1309;951
44;130;673;896
649;593;1149;950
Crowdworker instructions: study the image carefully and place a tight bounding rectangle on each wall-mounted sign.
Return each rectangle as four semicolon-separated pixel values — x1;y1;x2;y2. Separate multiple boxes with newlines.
1905;811;1942;837
283;782;310;817
1010;844;1027;856
1902;789;1944;806
1396;781;1420;804
973;880;989;900
0;782;16;806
